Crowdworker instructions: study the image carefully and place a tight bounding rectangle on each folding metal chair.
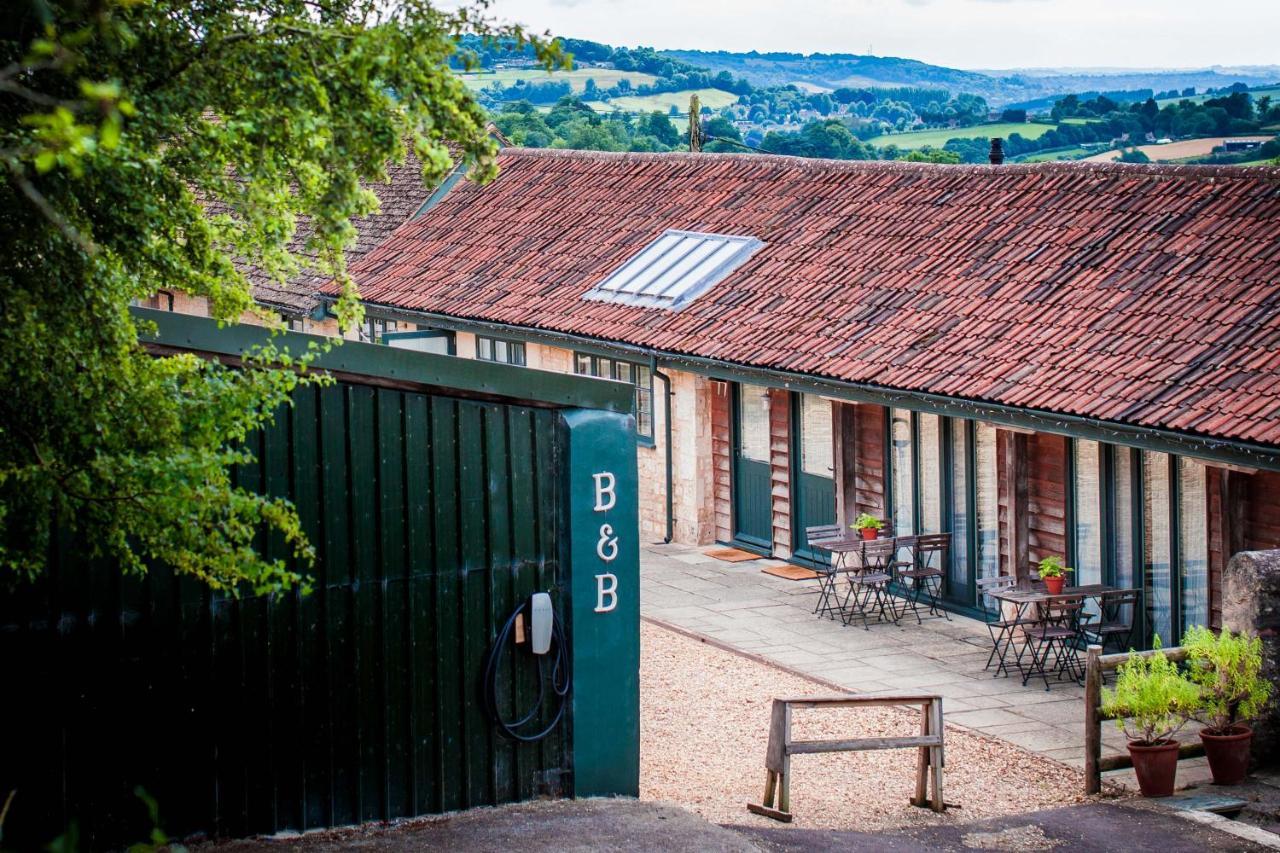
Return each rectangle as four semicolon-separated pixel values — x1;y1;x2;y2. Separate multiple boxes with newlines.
1021;596;1086;691
1082;588;1139;654
896;533;951;623
976;575;1018;676
805;524;848;619
842;539;900;631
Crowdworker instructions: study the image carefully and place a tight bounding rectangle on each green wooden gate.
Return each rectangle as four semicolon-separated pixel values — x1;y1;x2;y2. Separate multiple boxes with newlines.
0;311;639;847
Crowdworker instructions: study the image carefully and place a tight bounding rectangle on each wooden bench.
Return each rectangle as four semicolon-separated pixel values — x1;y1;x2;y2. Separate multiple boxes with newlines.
747;694;946;822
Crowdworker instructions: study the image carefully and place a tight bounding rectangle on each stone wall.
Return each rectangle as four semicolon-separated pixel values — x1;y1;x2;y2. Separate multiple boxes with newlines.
1222;549;1280;766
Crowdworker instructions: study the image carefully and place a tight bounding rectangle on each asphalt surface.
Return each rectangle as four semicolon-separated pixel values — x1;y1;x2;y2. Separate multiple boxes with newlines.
203;797;1276;852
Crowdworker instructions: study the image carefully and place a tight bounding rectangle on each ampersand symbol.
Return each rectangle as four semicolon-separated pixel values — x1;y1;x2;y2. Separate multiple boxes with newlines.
596;523;618;562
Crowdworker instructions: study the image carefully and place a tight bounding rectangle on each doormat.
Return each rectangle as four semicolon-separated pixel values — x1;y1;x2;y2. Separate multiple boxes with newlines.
761;564;821;581
705;547;761;563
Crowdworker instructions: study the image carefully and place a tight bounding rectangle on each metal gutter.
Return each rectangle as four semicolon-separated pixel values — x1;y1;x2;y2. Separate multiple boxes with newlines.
653;361;674;544
338;300;1280;472
132;307;635;415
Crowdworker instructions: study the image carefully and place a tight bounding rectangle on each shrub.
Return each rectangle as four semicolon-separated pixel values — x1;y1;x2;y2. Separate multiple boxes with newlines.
1102;637;1200;745
1182;626;1273;735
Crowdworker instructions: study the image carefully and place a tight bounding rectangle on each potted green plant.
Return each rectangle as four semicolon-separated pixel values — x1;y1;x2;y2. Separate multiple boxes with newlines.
1101;638;1200;797
1037;555;1071;595
1182;625;1273;785
852;513;884;541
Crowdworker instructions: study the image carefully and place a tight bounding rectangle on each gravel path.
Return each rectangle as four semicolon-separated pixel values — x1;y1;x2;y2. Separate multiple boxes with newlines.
640;620;1093;832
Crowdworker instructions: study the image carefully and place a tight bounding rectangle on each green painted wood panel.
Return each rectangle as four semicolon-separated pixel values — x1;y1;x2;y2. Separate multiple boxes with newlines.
0;374;571;847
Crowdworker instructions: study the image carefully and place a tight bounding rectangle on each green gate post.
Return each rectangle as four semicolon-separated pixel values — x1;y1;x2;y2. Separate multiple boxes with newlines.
561;408;640;798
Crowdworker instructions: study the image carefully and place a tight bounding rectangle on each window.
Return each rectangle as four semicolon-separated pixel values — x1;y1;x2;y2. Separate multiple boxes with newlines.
146;290;175;311
1179;458;1209;631
476;335;527;366
583;229;763;310
736;384;770;462
282;314;306;332
799;394;833;476
574;353;654;442
1073;440;1104;588
885;413;1000;609
890;409;915;536
361;317;398;344
1143;451;1174;644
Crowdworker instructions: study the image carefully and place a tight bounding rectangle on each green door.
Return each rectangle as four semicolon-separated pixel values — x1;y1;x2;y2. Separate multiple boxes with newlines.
732;383;773;550
792;393;836;564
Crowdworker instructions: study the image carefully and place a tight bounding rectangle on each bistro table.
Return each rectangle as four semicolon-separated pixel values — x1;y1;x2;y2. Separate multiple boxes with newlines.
990;583;1115;689
819;536;916;628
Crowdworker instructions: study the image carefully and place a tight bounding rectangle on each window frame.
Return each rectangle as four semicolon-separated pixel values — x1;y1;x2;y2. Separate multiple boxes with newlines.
475;334;527;366
573;352;655;445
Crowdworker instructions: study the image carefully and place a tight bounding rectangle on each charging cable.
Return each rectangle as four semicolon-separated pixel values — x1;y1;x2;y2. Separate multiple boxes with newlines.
482;597;570;742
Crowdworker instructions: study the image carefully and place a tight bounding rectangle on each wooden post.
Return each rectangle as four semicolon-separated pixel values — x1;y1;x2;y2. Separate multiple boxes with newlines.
913;701;930;807
1003;431;1030;581
1084;645;1103;795
929;698;945;812
833;402;859;531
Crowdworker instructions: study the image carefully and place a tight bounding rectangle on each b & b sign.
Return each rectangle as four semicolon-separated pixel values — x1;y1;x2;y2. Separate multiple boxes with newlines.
592;471;619;614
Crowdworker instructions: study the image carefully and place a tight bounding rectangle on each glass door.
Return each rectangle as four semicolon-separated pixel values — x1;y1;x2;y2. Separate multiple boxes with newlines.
791;394;836;564
731;383;773;550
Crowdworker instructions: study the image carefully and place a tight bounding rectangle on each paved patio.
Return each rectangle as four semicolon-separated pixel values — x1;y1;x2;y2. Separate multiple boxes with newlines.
639;542;1211;787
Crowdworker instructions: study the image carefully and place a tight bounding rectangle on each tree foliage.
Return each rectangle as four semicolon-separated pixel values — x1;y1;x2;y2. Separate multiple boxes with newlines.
0;0;556;592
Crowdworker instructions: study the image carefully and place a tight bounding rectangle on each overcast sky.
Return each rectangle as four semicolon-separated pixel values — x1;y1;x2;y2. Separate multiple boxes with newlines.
478;0;1279;71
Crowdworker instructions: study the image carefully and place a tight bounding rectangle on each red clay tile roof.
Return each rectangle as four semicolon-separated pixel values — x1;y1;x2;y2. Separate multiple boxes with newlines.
243;153;445;313
337;149;1280;447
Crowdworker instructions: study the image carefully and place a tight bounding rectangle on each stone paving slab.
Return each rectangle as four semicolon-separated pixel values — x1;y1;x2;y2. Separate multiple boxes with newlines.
641;543;1098;773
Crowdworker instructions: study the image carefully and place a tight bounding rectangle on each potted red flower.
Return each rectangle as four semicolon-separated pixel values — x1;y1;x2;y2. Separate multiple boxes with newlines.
1037;555;1071;595
852;513;884;541
1183;625;1273;785
1101;638;1200;797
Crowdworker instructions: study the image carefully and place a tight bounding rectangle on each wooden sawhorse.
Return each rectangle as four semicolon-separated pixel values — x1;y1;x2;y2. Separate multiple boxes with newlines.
747;694;946;822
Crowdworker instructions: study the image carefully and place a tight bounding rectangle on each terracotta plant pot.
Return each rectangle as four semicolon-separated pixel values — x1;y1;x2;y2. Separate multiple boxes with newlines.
1128;739;1180;797
859;527;878;541
1200;725;1252;785
1042;575;1065;595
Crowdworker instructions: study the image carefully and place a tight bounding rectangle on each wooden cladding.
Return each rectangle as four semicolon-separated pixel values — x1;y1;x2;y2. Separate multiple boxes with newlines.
0;380;570;846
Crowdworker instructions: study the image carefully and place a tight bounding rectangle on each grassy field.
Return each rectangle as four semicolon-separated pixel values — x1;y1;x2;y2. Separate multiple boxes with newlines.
1083;135;1272;162
585;88;740;116
1155;85;1280;108
457;67;658;94
866;121;1059;149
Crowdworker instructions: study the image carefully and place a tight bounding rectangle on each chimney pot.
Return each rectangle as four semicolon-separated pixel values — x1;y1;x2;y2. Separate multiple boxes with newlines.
989;137;1005;165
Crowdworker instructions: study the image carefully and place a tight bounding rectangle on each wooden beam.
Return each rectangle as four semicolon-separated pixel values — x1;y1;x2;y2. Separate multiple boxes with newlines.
789;735;943;754
1003;430;1030;580
833;402;859;531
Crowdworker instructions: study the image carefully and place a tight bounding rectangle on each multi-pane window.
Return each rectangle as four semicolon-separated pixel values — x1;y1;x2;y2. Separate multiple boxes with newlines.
476;335;527;366
1072;444;1208;647
282;314;306;332
574;353;654;442
885;412;1000;608
361;317;398;344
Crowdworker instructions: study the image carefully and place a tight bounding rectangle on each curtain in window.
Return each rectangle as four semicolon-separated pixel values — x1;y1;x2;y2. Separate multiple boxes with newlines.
975;423;999;581
799;395;833;477
950;421;969;589
918;414;942;533
1179;458;1209;631
891;409;915;535
1074;440;1103;587
738;385;770;462
1143;451;1173;644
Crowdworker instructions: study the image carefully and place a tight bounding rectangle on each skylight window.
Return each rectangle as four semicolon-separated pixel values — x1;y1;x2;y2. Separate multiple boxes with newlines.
583;229;763;310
